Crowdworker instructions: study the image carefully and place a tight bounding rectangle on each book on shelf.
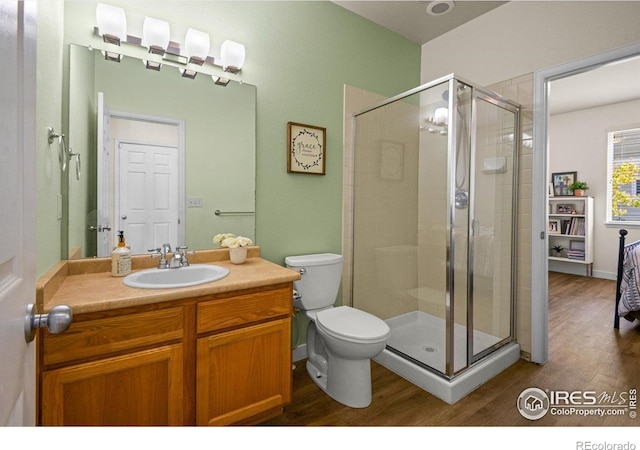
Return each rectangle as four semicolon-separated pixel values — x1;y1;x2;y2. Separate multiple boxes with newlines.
558;217;585;236
566;250;585;260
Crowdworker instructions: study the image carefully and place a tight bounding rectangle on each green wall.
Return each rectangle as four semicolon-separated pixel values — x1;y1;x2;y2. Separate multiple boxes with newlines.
37;1;419;277
36;0;65;278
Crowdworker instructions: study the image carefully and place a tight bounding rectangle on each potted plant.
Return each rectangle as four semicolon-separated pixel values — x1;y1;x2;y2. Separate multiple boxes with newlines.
569;181;589;196
551;245;564;257
213;233;253;264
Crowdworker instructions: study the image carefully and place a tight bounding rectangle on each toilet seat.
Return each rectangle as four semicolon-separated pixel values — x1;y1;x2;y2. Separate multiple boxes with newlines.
315;306;390;344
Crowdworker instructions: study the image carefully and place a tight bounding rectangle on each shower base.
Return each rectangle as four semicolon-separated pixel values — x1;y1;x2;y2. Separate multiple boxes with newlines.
374;310;520;404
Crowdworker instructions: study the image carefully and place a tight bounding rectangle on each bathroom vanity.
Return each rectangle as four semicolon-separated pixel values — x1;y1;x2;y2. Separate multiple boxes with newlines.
35;249;299;426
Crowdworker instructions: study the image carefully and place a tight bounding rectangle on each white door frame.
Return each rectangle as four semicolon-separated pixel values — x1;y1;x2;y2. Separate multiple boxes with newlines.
531;41;640;364
106;111;186;248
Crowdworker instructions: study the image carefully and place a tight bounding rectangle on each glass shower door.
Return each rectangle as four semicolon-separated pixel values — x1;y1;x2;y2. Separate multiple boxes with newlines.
468;93;518;363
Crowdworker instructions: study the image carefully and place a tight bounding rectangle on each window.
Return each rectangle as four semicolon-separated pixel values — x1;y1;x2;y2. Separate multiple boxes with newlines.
607;127;640;223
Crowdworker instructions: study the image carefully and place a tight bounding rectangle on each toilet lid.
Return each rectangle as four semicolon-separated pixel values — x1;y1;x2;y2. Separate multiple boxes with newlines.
315;306;390;343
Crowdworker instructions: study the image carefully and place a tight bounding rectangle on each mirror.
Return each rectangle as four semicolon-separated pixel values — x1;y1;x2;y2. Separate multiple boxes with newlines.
65;44;256;259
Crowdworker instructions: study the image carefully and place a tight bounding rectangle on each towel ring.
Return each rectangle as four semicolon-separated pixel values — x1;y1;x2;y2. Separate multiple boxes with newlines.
48;127;69;172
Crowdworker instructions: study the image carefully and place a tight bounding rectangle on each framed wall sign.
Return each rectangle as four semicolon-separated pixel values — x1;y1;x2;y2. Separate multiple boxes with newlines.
287;122;326;175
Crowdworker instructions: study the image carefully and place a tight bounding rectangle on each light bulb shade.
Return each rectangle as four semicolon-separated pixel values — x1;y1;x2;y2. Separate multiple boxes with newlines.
184;28;210;65
179;67;198;79
142;17;170;55
220;40;245;73
96;3;127;45
212;75;230;86
434;107;448;126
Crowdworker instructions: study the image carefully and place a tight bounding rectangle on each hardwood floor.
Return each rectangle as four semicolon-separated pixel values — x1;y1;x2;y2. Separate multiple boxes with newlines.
264;272;640;426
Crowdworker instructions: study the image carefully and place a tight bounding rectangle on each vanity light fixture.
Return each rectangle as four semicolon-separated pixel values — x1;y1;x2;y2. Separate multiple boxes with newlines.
94;4;246;82
96;3;127;46
142;17;170;56
220;40;245;74
184;28;210;66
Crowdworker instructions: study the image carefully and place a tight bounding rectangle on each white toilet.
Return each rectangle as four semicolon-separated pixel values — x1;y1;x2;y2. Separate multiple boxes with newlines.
285;253;390;408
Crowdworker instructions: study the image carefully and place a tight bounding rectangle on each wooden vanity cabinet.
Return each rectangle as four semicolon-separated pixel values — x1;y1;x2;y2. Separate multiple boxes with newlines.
196;285;292;425
37;282;293;426
38;305;190;426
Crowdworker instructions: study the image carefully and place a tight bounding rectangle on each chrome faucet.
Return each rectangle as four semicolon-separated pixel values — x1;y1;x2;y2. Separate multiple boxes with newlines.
176;246;194;267
149;243;173;269
149;244;194;269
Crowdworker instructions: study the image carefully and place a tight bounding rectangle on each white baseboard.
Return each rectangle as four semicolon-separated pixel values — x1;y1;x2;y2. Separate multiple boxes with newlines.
549;265;616;280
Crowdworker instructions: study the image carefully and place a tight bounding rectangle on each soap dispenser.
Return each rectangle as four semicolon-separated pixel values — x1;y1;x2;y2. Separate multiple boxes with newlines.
111;230;132;277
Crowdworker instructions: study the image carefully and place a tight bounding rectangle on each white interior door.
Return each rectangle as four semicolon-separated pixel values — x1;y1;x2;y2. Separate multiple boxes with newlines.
0;0;37;426
116;141;179;254
97;92;113;257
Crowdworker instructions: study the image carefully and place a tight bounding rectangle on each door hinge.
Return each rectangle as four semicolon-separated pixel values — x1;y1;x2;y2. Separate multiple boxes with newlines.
540;231;545;240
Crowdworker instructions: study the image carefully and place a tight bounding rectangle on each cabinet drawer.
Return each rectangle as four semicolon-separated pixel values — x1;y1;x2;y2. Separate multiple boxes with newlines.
197;286;292;334
42;307;185;367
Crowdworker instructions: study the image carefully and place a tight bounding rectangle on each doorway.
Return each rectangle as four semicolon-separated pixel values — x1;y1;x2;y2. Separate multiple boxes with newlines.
97;110;185;257
532;41;640;364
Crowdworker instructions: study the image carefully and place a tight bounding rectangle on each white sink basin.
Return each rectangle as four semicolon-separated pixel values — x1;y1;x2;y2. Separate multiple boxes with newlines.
123;264;230;289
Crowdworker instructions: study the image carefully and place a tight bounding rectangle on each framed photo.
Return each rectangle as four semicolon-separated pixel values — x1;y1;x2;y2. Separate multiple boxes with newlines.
380;141;404;180
551;171;577;196
548;219;561;234
557;204;574;214
287;122;326;175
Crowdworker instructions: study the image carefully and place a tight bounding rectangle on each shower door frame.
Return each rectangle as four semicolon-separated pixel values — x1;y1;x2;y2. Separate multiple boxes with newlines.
464;89;520;372
351;74;521;380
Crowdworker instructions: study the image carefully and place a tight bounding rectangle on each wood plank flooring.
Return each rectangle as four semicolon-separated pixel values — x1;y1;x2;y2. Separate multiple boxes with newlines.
263;272;640;426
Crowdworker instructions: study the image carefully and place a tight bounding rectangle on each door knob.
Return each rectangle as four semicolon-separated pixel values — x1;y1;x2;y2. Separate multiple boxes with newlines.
24;303;73;343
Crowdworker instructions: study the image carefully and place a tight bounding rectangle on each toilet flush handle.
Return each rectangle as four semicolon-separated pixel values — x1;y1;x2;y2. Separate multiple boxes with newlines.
297;268;306;276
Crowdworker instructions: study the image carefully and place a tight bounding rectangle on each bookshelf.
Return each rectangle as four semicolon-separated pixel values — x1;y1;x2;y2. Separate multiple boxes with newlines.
548;196;594;276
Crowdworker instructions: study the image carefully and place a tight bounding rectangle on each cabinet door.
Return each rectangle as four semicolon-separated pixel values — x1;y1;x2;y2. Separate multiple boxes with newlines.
197;318;291;426
41;344;184;426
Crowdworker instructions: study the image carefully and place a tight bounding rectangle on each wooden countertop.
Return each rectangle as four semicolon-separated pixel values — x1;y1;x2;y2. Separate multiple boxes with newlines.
38;248;300;314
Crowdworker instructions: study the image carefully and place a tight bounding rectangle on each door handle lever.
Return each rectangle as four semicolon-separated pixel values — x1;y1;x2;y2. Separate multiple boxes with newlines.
24;304;73;343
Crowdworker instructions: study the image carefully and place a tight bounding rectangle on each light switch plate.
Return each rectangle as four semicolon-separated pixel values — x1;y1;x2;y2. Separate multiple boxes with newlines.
187;197;203;208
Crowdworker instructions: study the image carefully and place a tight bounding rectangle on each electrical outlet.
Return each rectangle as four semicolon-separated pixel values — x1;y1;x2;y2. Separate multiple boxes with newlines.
187;197;203;208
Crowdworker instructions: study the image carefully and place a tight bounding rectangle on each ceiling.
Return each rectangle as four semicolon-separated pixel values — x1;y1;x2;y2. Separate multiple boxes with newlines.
333;1;506;45
550;55;640;115
334;1;640;115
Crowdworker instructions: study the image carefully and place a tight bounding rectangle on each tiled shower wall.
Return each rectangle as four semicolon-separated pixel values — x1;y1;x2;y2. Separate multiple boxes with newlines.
487;73;534;357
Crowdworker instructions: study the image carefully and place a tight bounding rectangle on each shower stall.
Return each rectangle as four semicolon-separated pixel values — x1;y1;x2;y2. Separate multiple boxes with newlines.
351;74;521;404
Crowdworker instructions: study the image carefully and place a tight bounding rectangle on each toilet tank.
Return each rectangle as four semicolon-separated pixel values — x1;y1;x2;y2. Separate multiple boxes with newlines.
285;253;343;311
